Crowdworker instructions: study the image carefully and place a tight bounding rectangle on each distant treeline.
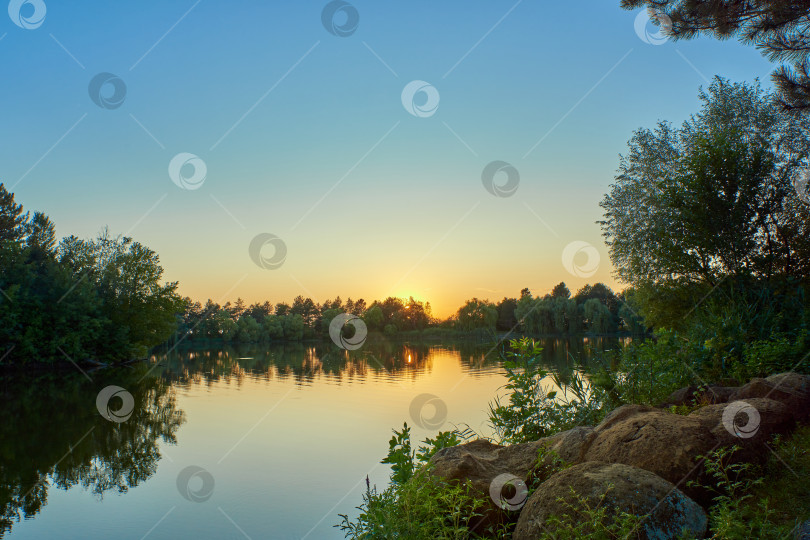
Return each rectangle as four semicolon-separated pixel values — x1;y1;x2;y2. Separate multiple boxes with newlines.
174;281;645;345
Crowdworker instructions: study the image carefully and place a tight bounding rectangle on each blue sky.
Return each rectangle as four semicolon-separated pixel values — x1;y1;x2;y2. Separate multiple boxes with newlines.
0;0;775;316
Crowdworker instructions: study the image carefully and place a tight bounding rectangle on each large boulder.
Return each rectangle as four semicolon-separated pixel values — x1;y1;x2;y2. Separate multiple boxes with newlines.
429;428;596;531
429;437;553;531
582;398;797;503
689;397;794;441
547;425;594;463
429;438;548;493
731;372;810;423
430;427;596;492
582;405;717;501
513;462;708;540
664;385;738;407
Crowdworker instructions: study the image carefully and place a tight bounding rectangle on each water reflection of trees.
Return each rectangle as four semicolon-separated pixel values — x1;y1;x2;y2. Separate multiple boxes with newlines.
150;336;633;387
0;367;184;537
153;339;506;386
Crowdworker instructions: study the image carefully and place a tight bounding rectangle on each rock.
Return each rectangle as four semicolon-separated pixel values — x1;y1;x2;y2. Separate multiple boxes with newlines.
664;385;738;407
429;436;560;531
689;397;794;463
729;373;810;422
429;438;548;493
513;462;708;540
704;385;740;404
429;428;600;531
547;425;594;463
430;426;599;493
582;405;716;501
664;386;699;407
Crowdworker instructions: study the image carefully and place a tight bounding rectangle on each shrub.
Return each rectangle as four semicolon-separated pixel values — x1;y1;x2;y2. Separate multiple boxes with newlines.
488;337;607;444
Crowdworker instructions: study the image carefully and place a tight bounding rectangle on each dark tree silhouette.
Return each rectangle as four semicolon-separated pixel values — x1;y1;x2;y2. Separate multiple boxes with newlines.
622;1;810;114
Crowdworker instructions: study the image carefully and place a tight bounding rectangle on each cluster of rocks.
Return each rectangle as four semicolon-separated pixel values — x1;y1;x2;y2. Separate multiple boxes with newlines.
429;372;810;539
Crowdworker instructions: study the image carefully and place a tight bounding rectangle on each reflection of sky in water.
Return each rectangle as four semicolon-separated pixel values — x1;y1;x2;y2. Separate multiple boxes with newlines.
4;337;628;539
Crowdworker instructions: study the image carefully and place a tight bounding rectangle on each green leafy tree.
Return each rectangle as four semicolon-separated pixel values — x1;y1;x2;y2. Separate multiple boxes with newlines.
263;315;284;340
551;282;571;299
496;297;518;330
600;78;810;330
0;186;185;363
363;305;384;330
455;298;498;331
0;183;27;243
282;314;304;341
583;298;612;334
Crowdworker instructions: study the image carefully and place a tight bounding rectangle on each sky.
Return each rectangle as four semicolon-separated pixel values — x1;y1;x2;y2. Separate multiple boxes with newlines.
0;0;776;318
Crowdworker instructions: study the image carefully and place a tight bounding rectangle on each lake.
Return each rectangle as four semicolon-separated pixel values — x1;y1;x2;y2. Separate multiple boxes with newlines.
0;336;628;539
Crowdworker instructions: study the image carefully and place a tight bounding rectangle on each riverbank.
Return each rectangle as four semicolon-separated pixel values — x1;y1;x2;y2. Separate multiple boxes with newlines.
337;337;810;539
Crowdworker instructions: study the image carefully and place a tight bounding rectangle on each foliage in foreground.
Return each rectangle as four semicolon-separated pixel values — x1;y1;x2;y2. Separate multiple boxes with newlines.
488;337;607;445
684;433;810;540
336;424;510;539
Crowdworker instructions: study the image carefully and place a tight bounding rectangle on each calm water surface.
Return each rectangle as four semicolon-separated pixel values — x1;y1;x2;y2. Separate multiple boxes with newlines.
1;337;627;539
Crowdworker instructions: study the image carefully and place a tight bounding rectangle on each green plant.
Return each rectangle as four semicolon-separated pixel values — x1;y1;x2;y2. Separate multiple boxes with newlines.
336;468;491;540
689;446;791;539
337;425;504;539
487;337;607;444
537;487;654;539
527;445;570;493
740;330;810;379
380;423;462;486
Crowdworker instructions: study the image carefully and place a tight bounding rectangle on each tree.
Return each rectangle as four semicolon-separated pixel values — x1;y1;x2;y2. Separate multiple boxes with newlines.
455;298;498;331
496;297;518;330
352;298;367;315
584;298;612;334
363;305;384;330
290;295;318;333
227;298;246;319
263;315;284;340
245;301;273;321
622;1;810;114
282;314;304;341
0;188;185;363
574;283;619;314
26;212;56;255
550;282;571;299
235;315;262;342
0;183;27;243
87;232;187;357
600;78;810;329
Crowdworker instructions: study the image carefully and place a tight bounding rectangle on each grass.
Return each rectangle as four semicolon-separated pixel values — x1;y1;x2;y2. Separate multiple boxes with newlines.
742;425;810;536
